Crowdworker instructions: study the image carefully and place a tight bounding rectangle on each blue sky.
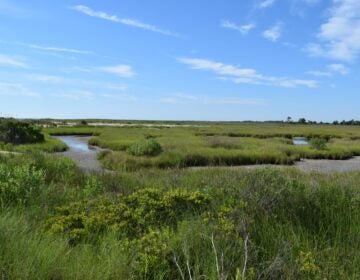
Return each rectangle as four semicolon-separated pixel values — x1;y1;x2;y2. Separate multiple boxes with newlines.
0;0;359;121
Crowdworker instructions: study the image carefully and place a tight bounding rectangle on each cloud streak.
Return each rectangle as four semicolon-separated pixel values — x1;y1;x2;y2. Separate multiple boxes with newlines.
307;63;349;77
221;20;255;35
69;5;181;37
99;64;136;78
0;54;27;68
178;57;317;88
259;0;276;9
27;43;94;55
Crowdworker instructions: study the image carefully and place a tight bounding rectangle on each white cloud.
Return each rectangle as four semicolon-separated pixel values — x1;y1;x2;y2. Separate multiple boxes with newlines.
263;22;283;42
99;64;136;78
27;43;93;55
305;0;360;61
69;5;180;37
327;63;349;75
0;54;27;68
307;63;349;77
306;70;332;77
178;57;317;88
0;82;39;97
259;0;276;9
29;74;65;83
221;21;255;35
106;84;128;91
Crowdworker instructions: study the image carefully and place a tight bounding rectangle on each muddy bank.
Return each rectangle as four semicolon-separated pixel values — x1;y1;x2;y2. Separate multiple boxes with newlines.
295;156;360;173
191;157;360;173
53;136;103;172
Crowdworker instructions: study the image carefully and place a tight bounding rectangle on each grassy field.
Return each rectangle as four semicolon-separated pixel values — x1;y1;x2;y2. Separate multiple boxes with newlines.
1;150;360;279
1;122;359;279
44;123;360;170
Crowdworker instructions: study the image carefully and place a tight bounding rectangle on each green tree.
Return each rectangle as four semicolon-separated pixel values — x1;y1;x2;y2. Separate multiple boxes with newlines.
0;119;45;144
298;118;307;124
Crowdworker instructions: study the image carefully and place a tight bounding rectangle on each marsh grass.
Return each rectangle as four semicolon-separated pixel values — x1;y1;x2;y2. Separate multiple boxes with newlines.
42;124;360;170
1;151;360;279
1;124;359;278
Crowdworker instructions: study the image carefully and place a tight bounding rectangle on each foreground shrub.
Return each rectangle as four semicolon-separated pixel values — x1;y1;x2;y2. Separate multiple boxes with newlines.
0;164;45;207
127;138;162;156
47;188;210;244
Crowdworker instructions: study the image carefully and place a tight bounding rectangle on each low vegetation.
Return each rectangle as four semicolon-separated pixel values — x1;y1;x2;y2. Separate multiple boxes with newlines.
0;151;360;279
309;137;327;150
0;121;360;278
127;138;163;156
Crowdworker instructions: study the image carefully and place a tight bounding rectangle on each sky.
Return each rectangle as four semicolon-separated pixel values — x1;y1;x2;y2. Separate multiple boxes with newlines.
0;0;359;121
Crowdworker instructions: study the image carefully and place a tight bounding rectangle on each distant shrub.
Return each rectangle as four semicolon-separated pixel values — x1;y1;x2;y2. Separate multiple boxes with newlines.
127;138;162;156
0;119;44;144
310;137;327;150
205;136;242;149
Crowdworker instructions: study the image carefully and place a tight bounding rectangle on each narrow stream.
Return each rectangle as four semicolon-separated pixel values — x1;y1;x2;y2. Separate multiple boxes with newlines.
292;137;309;145
53;136;103;172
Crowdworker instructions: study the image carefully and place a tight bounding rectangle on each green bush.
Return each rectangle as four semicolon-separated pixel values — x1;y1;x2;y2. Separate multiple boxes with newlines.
127;138;162;156
0;119;45;144
0;164;45;207
310;137;327;150
46;188;210;243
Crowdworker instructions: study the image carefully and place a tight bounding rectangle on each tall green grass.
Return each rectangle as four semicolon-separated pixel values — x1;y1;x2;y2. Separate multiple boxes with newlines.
1;152;360;279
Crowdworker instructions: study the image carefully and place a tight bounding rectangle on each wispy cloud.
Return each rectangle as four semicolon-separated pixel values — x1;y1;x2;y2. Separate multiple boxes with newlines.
307;63;349;77
263;22;283;42
0;40;107;59
259;0;276;9
106;84;128;91
305;0;360;62
28;74;65;83
27;43;93;55
327;63;349;75
0;82;39;97
69;5;180;37
221;20;255;35
99;65;136;78
306;70;332;77
0;54;27;68
178;57;317;88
